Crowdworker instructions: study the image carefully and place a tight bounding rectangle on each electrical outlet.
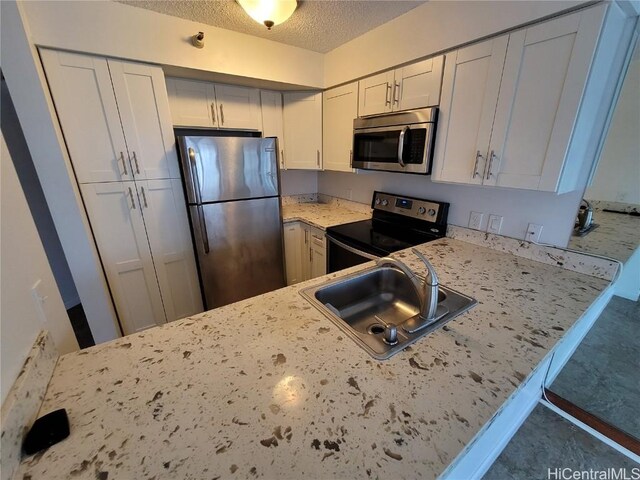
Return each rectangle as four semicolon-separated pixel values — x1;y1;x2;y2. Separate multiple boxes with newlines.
487;215;503;234
469;211;484;230
525;223;543;243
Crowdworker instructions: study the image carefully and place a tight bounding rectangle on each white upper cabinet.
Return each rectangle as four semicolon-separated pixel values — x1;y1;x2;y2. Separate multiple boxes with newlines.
214;84;262;130
323;82;358;172
108;60;181;180
136;179;203;322
42;50;180;182
80;182;167;335
433;6;606;192
165;78;216;128
282;91;323;170
359;71;395;117
358;56;444;116
166;77;261;130
40;49;131;183
260;90;286;169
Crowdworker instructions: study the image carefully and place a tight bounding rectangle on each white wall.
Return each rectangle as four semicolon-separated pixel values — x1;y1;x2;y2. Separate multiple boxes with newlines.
1;134;79;404
23;0;324;89
586;53;640;205
1;1;121;343
280;170;318;196
324;1;588;87
1;79;80;309
319;170;582;247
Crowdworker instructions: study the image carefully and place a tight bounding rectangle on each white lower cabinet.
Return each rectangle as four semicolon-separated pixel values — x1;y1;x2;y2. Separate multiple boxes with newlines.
283;222;326;285
80;180;202;335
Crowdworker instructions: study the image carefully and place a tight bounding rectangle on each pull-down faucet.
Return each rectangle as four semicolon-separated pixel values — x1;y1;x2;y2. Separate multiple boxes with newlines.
376;248;446;333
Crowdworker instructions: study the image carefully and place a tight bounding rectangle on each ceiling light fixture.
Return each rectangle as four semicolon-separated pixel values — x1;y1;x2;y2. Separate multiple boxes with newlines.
237;0;297;30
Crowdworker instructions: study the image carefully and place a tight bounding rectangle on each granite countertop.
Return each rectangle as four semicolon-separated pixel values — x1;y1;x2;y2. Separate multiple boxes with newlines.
16;237;609;480
282;202;371;230
568;209;640;264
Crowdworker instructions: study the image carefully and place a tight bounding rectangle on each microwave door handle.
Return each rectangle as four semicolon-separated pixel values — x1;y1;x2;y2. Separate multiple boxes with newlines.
397;126;409;168
327;235;380;261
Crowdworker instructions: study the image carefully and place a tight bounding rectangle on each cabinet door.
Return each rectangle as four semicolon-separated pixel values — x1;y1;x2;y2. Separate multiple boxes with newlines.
40;49;132;183
214;84;262;130
283;222;303;285
108;60;181;180
137;179;203;322
431;36;509;184
165;77;217;128
260;90;286;169
487;9;604;190
358;70;394;116
80;182;166;335
323;83;358;173
395;55;444;111
309;230;326;279
283;92;323;170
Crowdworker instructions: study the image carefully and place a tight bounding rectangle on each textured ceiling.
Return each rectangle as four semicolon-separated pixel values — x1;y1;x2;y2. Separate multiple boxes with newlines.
116;0;426;53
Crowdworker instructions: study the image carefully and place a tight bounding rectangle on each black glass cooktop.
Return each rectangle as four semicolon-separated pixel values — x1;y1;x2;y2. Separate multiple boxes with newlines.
327;217;444;257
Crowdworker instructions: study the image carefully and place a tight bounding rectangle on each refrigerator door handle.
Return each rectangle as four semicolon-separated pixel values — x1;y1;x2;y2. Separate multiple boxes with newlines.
188;147;203;204
197;205;210;254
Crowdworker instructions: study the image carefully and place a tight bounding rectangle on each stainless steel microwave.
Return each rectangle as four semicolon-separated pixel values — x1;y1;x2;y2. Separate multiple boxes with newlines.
352;107;438;174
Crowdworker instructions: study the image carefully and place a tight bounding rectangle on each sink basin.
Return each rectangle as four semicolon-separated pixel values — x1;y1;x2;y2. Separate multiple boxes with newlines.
300;265;477;359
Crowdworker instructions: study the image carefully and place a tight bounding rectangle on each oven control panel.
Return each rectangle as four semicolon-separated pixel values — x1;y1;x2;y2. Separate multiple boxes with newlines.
372;191;447;223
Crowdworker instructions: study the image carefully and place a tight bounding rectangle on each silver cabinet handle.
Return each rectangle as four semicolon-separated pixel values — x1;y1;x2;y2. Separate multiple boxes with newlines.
385;83;392;106
473;151;484;178
281;149;285;169
310;246;313;262
486;150;498;179
120;151;128;176
304;228;308;245
316;149;320;168
140;186;148;208
220;104;225;126
127;187;136;209
132;151;140;174
210;102;216;125
197;205;209;254
394;81;400;105
397;126;409;168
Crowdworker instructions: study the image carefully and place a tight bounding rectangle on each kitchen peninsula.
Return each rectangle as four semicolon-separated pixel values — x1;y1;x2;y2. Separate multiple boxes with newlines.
15;230;612;479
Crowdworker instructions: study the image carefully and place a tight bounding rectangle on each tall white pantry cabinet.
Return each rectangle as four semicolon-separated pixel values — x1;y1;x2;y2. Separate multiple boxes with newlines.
41;49;202;335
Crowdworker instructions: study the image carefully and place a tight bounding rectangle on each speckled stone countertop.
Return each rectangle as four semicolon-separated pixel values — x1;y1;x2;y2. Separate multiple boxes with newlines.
16;238;609;480
282;201;371;230
568;209;640;264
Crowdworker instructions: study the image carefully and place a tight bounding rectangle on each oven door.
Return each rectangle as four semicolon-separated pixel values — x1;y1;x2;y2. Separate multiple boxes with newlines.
326;234;380;274
352;123;433;174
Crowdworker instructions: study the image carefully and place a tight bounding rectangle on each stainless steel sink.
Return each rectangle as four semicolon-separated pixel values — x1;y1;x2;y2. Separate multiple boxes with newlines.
300;265;477;359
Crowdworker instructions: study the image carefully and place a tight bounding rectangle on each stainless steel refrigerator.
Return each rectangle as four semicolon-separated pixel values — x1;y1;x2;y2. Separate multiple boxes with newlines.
176;135;286;310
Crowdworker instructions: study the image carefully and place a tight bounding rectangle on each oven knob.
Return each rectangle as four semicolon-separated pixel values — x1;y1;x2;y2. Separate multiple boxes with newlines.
418;207;426;215
428;209;436;217
375;198;381;205
381;199;388;206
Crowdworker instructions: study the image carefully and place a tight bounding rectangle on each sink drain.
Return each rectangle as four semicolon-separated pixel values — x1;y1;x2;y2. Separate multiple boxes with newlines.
368;324;385;335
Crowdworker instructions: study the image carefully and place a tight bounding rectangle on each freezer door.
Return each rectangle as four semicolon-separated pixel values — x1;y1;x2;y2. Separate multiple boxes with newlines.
190;197;286;309
178;136;279;204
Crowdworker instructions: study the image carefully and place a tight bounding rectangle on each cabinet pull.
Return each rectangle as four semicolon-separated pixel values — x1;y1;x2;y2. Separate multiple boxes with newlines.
120;151;128;176
220;104;225;126
473;151;484;178
316;150;320;168
486;150;497;179
304;229;308;244
309;246;313;262
385;83;392;106
210;102;216;125
393;81;400;105
281;149;285;169
132;151;140;174
127;187;136;209
140;186;148;208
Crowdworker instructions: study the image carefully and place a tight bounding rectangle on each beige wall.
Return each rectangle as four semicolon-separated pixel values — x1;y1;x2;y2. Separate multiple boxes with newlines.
0;134;78;404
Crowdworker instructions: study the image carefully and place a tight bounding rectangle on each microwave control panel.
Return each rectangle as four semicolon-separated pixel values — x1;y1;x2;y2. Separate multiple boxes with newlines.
372;191;448;224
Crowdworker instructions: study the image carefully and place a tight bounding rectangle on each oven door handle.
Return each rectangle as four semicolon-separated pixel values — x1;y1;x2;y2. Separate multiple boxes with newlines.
327;234;380;261
397;125;409;168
